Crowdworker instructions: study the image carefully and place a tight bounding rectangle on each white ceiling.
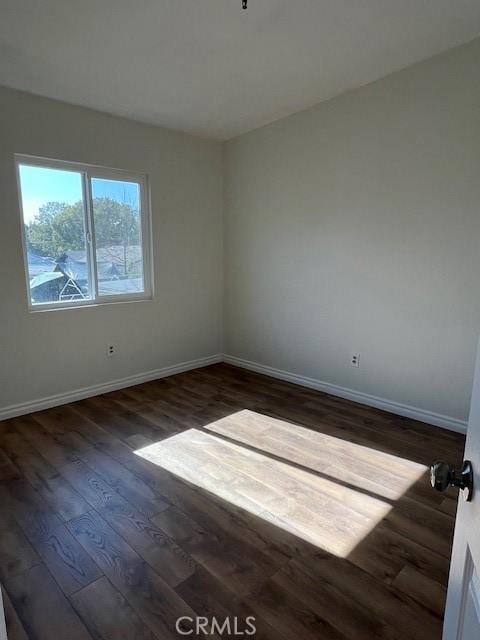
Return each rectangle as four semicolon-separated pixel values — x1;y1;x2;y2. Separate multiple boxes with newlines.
1;1;480;140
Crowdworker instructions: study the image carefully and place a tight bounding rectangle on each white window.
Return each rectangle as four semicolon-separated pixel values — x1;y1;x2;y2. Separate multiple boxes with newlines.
16;155;152;310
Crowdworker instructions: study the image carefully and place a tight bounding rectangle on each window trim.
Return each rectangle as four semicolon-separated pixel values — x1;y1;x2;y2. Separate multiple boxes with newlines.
15;154;154;311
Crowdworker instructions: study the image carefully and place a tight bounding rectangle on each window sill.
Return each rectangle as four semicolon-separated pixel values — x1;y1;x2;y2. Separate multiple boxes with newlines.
28;296;154;313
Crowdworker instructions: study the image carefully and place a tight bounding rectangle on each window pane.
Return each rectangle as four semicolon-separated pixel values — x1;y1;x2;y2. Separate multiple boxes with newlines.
18;165;91;305
90;177;145;296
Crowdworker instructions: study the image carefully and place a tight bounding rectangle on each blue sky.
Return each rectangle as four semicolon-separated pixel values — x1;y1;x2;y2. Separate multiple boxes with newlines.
19;164;139;223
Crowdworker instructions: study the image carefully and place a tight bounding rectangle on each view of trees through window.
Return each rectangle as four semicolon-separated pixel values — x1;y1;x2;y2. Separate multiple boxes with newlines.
18;162;147;306
27;197;140;270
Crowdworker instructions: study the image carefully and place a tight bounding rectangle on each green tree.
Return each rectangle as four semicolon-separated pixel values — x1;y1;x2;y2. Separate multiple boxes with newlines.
27;198;140;275
27;201;70;256
91;198;141;275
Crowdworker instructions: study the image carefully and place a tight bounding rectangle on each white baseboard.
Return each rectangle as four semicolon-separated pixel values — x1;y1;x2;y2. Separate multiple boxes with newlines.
0;354;222;421
223;354;468;434
0;351;468;434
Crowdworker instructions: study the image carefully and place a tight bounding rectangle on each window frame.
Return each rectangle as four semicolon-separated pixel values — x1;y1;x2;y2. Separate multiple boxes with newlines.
15;154;154;311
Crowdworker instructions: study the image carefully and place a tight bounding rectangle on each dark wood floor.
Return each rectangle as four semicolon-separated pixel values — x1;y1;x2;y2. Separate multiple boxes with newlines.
0;363;465;640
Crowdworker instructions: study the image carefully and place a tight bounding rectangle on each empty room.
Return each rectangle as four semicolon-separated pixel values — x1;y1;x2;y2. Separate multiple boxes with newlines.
1;2;480;639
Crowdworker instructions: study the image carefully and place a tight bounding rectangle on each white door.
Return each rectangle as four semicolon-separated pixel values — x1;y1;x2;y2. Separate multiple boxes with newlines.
442;341;480;639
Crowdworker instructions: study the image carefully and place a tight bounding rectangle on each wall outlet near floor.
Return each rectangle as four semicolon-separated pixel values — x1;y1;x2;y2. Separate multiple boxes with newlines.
351;352;360;368
107;344;116;357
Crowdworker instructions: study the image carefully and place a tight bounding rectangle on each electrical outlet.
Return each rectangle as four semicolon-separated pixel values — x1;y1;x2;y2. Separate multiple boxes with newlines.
107;344;115;357
351;352;360;368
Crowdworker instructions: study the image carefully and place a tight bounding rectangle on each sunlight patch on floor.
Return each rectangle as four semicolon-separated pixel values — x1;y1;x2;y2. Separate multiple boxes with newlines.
134;411;427;558
205;409;427;501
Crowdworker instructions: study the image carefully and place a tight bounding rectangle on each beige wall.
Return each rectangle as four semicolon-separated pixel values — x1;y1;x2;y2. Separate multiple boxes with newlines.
225;38;480;423
0;87;224;411
2;38;480;425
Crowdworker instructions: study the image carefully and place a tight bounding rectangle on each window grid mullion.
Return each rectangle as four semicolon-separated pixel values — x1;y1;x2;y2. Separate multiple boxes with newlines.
83;171;99;301
140;177;153;298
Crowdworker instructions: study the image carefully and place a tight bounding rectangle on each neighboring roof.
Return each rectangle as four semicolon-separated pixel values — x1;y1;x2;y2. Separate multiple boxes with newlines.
28;248;131;285
26;252;56;277
56;258;121;282
30;271;64;289
67;246;142;265
99;278;144;294
27;251;52;265
55;259;88;282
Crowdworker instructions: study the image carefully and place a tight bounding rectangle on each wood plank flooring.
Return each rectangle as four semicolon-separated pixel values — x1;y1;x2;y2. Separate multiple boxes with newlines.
0;363;465;640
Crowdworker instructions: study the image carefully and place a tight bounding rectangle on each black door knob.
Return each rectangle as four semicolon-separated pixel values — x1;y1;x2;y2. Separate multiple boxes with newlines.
430;460;474;502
